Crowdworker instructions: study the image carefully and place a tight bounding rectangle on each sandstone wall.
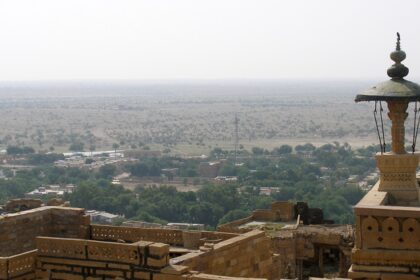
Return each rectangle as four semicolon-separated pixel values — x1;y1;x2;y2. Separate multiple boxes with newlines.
0;207;90;257
252;210;276;222
172;230;275;279
271;201;295;221
33;236;267;280
271;234;296;278
0;224;270;280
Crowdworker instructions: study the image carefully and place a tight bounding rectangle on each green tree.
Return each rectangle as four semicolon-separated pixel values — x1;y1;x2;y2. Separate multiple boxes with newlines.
69;142;84;151
272;145;293;155
99;164;117;179
251;147;264;155
112;143;120;156
89;145;96;156
7;145;35;155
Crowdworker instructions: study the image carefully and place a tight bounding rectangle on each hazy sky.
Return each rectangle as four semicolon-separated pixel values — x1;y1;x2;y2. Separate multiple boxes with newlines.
0;0;419;81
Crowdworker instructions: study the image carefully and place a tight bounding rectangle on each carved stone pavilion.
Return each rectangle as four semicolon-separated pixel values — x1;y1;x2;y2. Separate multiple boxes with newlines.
349;34;420;279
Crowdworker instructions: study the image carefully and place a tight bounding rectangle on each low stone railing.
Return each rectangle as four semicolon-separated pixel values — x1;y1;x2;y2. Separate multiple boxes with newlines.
0;250;36;280
90;225;238;247
36;237;142;265
35;236;172;279
91;224;184;246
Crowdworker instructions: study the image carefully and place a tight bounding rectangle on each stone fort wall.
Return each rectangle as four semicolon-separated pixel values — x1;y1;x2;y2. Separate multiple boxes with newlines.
0;206;276;280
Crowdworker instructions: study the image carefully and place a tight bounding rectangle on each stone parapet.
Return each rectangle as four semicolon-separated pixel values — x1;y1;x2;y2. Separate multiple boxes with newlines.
35;236;172;279
91;224;184;246
354;192;420;251
90;224;238;248
0;250;36;280
36;236;169;267
0;206;89;257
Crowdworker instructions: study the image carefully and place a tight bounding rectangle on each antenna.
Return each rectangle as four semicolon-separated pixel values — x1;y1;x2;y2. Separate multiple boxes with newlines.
234;114;239;165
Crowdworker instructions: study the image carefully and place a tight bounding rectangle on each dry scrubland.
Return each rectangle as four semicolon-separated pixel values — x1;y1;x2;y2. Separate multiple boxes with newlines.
0;80;400;155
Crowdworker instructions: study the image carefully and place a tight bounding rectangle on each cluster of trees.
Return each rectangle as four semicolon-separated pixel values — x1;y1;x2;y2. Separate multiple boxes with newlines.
27;153;65;165
67;182;270;228
127;157;199;178
128;161;161;177
69;142;374;225
0;166;91;204
0;142;378;226
6;145;35;155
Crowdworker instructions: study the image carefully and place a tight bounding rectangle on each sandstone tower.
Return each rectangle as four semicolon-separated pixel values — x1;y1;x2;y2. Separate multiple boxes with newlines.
349;34;420;279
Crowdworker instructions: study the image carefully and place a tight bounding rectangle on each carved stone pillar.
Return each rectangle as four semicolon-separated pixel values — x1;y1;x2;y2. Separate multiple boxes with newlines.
375;100;420;205
387;101;408;154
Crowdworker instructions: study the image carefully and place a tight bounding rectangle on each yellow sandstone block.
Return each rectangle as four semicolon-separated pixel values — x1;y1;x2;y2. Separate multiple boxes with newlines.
134;270;151;280
149;242;170;257
147;257;168;268
154;273;184;280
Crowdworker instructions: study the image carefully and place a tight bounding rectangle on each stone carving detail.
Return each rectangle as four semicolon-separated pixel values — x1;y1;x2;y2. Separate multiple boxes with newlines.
382;173;412;182
37;238;86;259
87;241;141;265
361;216;380;248
36;237;142;266
7;250;36;278
0;250;36;279
91;225;184;245
375;153;420;203
382;217;400;244
402;218;419;244
361;215;420;250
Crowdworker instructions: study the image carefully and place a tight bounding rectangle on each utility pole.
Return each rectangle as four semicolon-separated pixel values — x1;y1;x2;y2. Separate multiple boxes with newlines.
234;114;239;165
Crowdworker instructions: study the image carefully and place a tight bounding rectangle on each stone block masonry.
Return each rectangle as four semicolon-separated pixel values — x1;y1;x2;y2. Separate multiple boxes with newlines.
0;207;90;257
172;230;275;279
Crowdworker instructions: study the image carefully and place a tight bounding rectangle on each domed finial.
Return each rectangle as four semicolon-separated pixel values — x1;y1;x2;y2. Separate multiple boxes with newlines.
396;32;401;51
387;32;409;79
